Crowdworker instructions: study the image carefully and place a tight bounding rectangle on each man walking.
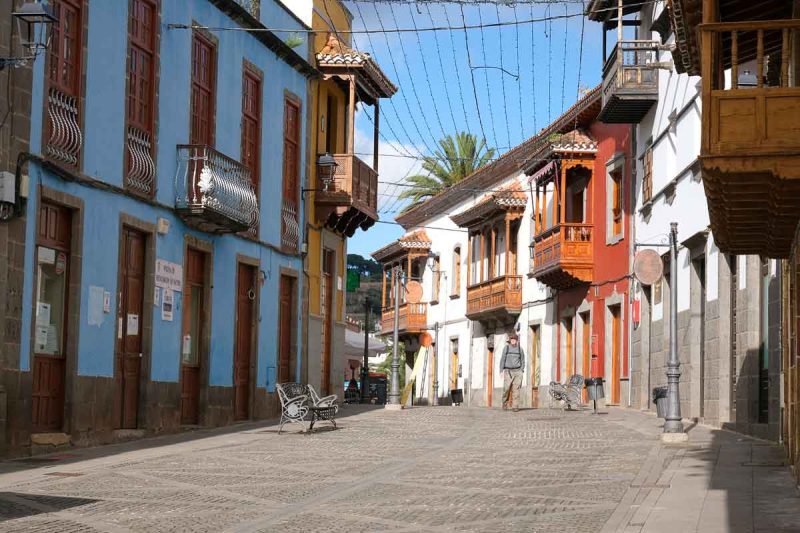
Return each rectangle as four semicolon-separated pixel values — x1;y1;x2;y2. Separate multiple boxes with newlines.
500;333;525;411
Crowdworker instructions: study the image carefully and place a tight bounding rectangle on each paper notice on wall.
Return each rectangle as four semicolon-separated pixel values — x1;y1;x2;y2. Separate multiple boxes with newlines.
182;334;191;356
161;289;174;321
103;291;111;313
36;302;51;327
154;286;161;307
37;246;55;265
35;325;48;351
126;314;139;336
118;317;123;339
155;260;183;292
88;285;104;326
45;325;58;353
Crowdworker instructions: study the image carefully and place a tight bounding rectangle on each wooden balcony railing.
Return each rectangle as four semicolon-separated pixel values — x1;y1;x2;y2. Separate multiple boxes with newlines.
466;275;523;319
699;19;800;256
175;145;259;234
531;223;593;288
380;302;427;335
317;154;379;217
599;40;660;123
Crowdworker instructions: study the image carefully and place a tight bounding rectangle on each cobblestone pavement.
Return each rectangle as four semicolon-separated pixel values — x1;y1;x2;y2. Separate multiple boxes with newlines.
0;406;798;532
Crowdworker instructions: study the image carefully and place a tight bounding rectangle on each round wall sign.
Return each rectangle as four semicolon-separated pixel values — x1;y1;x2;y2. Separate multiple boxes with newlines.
55;252;67;275
405;280;423;303
633;249;663;286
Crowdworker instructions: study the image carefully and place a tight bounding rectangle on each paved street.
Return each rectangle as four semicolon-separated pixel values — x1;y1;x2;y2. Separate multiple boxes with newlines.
0;406;798;532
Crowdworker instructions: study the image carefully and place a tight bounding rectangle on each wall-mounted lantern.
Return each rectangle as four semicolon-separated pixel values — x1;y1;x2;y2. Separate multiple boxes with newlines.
1;1;57;70
317;153;338;191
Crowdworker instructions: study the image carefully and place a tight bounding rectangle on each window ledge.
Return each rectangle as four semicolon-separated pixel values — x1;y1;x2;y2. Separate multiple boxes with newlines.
449;294;460;300
430;299;439;306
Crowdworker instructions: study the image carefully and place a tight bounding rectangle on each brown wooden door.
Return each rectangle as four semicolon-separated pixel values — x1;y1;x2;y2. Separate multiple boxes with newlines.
180;249;206;425
611;305;621;404
234;263;255;421
565;317;574;377
278;275;295;385
116;227;146;429
32;202;71;433
529;325;540;408
486;347;494;407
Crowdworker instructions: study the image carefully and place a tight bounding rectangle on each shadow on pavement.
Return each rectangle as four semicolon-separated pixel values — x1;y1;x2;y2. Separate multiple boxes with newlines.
0;492;97;522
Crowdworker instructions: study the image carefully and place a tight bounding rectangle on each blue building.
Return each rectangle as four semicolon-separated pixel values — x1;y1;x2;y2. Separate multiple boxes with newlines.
4;0;315;453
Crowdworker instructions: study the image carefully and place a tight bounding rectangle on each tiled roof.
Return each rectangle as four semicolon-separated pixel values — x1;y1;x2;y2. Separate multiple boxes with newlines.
450;181;527;228
395;85;602;229
371;229;431;262
316;34;397;99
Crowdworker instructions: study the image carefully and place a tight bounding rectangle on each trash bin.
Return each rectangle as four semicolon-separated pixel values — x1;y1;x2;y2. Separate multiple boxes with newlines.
450;388;463;405
585;377;605;401
652;386;668;418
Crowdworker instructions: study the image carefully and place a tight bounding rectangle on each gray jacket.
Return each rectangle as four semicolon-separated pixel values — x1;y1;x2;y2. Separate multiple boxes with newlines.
499;344;524;371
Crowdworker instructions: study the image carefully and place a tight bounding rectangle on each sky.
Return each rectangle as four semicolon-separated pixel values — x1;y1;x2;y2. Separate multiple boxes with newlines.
340;0;606;258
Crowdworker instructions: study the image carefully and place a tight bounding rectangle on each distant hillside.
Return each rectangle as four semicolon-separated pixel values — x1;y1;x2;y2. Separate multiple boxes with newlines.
346;254;383;331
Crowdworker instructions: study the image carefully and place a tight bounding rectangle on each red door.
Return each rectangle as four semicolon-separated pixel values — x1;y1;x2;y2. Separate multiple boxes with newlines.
31;202;71;433
115;227;146;429
234;263;255;421
278;275;295;385
180;249;206;425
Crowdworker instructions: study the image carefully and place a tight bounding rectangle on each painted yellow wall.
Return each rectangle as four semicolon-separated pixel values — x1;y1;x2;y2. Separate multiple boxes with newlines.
308;227;322;315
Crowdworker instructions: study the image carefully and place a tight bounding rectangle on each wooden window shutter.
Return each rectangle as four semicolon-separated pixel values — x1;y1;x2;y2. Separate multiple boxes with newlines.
643;147;653;203
191;33;216;146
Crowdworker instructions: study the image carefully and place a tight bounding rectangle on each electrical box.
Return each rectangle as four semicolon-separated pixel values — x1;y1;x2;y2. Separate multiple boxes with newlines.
0;171;15;204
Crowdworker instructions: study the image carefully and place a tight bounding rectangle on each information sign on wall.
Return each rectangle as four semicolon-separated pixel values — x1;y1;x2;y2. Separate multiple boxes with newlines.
155;259;183;292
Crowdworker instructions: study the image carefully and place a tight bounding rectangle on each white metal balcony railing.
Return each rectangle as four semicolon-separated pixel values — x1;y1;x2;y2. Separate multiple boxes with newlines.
281;199;300;250
45;87;83;166
126;125;156;195
175;145;259;231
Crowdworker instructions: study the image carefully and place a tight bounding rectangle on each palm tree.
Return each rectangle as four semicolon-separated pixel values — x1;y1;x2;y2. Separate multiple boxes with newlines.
399;132;495;209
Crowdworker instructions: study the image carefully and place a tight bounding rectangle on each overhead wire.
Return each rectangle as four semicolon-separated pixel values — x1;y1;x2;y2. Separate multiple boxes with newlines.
561;3;569;114
513;4;525;142
440;3;473;133
458;4;489;147
424;2;461;135
474;4;500;149
494;2;513;149
529;2;537;133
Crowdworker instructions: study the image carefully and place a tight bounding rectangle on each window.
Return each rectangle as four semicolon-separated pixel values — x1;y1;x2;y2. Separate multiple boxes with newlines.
35;203;72;356
451;246;461;297
642;146;653;203
191;33;216;145
127;0;157;132
48;0;83;95
283;97;301;205
241;66;262;190
611;169;623;236
431;256;441;303
126;0;158;194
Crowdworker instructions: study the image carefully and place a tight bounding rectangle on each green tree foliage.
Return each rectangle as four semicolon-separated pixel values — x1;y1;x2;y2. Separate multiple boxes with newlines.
399;132;495;209
372;342;406;385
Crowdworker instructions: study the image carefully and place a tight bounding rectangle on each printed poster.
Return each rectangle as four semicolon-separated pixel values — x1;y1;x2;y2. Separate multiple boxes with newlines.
161;289;174;321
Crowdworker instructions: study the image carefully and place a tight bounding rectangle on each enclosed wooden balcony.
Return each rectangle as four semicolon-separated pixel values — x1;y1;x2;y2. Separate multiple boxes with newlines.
174;145;259;234
466;275;522;323
698;18;800;257
531;224;594;289
316;154;379;237
380;303;428;336
599;40;660;123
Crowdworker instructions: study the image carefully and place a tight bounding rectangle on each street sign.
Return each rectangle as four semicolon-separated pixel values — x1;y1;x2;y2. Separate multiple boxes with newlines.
405;280;423;303
633;249;663;286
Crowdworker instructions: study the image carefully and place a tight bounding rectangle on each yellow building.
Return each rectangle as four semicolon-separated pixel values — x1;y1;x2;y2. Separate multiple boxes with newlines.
300;0;396;395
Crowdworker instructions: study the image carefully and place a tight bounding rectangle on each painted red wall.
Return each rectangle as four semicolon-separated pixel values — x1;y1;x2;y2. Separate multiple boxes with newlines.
555;121;633;391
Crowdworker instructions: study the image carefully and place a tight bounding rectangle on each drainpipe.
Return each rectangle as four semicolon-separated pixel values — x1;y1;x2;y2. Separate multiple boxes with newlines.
628;126;637;408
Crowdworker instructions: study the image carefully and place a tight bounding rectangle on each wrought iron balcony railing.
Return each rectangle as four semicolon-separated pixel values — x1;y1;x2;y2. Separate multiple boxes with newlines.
175;145;259;234
44;87;83;166
125;125;156;196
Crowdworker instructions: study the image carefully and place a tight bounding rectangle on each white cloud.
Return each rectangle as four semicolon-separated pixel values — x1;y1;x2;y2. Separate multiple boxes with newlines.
354;123;423;217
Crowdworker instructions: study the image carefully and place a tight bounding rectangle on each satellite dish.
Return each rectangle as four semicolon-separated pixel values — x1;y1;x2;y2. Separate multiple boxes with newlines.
405;280;423;303
633;249;664;286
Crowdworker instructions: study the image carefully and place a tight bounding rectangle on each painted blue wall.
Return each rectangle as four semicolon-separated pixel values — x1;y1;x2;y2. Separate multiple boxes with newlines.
20;0;309;393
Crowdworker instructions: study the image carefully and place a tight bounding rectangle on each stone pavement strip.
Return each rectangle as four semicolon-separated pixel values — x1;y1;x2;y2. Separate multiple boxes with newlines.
0;406;798;532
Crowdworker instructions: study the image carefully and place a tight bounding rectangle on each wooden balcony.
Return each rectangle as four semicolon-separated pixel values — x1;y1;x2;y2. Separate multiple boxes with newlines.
380;303;428;337
598;40;660;123
174;145;259;234
700;19;800;257
465;275;523;324
531;223;593;289
317;154;379;237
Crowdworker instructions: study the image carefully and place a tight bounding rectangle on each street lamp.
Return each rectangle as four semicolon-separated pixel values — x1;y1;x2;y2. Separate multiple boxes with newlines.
1;1;57;70
316;153;338;191
663;222;688;443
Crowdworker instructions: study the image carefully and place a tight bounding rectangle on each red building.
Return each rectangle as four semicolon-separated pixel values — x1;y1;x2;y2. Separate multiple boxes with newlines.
528;116;633;404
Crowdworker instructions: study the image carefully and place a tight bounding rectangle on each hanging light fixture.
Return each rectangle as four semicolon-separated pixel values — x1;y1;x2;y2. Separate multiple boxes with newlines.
316;153;339;191
1;1;57;70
